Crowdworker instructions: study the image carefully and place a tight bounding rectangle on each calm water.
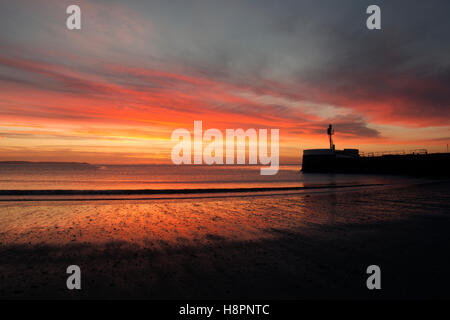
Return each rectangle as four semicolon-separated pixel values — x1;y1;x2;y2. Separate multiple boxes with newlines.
0;163;425;191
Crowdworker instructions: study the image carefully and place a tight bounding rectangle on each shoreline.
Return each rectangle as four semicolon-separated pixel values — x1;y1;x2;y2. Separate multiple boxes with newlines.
0;183;388;196
0;179;445;202
1;181;450;299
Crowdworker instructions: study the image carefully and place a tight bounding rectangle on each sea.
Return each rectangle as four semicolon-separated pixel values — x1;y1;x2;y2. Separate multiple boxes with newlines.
0;162;427;192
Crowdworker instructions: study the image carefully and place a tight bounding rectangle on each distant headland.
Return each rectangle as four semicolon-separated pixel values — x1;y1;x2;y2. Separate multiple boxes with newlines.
0;161;96;167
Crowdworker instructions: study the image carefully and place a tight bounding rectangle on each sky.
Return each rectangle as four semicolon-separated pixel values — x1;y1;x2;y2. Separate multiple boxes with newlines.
0;0;449;164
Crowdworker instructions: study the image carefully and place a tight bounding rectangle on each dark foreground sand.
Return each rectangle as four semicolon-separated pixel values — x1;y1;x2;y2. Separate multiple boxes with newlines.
0;181;449;299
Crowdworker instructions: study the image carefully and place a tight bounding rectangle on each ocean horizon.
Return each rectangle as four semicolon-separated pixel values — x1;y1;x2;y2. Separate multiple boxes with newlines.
0;162;428;193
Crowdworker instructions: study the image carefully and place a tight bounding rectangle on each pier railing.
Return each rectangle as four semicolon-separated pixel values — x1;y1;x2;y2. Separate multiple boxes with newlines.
360;149;427;157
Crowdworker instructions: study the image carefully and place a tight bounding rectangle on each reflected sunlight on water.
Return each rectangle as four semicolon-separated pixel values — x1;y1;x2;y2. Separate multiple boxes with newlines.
0;163;420;191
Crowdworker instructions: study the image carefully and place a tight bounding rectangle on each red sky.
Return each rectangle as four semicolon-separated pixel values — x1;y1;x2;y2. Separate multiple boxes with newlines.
0;0;449;164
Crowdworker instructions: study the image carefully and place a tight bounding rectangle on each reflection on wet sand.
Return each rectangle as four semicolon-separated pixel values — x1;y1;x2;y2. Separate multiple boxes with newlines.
1;182;450;299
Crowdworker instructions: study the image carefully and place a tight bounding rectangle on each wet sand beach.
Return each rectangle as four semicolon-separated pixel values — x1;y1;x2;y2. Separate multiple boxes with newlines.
1;181;449;299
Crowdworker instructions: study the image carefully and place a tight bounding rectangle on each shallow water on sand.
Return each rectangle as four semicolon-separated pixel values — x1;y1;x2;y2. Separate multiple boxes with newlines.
0;182;446;247
1;182;449;299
